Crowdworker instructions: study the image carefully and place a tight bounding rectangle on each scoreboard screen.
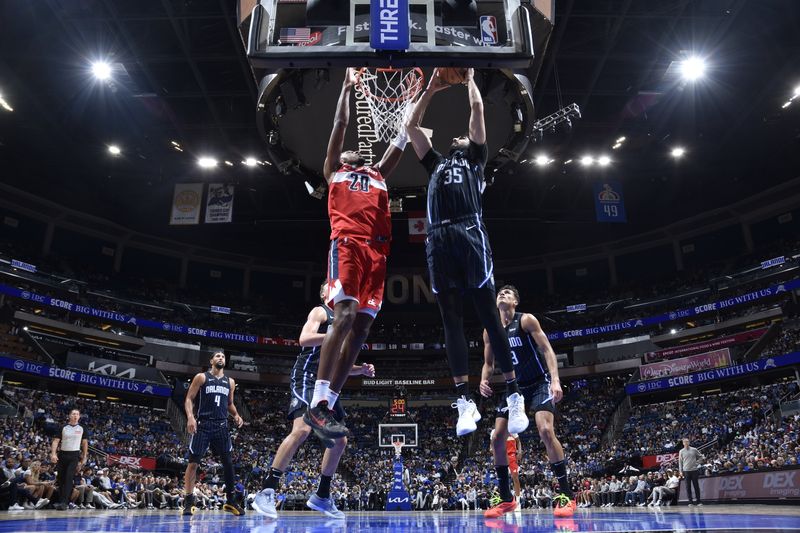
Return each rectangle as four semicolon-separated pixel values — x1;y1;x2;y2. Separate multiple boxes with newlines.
390;397;407;417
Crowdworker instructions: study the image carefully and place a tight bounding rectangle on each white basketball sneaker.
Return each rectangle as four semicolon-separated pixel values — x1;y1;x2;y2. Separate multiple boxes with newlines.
506;392;529;434
453;397;481;436
251;488;277;518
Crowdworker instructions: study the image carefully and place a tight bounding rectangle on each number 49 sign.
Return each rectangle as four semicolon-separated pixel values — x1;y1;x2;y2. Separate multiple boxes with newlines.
594;181;627;223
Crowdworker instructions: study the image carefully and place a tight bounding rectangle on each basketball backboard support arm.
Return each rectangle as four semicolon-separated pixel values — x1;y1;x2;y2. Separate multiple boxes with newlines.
245;0;534;69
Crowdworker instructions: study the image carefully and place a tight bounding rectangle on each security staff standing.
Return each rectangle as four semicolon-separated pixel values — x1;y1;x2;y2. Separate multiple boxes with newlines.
50;408;88;510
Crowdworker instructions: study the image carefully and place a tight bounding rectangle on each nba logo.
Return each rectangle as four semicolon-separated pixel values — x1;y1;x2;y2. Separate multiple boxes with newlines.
480;15;497;44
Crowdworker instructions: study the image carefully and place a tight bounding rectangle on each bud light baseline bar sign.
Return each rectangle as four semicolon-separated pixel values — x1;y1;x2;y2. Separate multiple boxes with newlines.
0;355;171;397
370;0;410;50
547;278;800;342
625;351;800;395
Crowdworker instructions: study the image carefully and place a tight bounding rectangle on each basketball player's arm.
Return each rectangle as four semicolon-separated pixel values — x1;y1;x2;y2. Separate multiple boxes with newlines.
298;306;328;347
405;68;448;160
184;373;206;435
227;378;244;428
465;69;486;145
349;363;375;376
479;329;495;397
515;435;522;461
521;313;563;403
323;68;358;182
79;436;88;468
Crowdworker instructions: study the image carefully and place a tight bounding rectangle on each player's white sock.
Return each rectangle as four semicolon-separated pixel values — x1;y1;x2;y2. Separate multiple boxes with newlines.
326;390;340;407
311;380;331;408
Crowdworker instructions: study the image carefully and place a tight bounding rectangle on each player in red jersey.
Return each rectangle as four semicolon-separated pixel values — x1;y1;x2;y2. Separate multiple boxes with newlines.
305;68;409;440
490;430;522;511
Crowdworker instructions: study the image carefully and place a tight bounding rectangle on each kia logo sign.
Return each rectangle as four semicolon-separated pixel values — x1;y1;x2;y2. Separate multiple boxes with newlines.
388;497;409;503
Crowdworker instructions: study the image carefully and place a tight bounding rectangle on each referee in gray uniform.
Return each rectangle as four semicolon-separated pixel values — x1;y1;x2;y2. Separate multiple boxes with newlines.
678;437;704;506
50;408;88;510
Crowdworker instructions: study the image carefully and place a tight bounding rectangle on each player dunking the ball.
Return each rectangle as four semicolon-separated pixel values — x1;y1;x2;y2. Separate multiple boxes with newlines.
481;285;577;518
182;351;245;516
305;68;408;441
406;68;528;437
252;283;375;519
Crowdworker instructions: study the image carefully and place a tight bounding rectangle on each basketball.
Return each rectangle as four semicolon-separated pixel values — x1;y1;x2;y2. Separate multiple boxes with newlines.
437;67;469;85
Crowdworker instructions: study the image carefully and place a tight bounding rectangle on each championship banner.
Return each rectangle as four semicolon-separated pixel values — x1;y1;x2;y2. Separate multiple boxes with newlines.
170;183;203;225
594;181;627;223
107;455;157;470
642;452;678;469
0;355;171;397
408;211;426;243
626;351;800;395
643;328;767;362
678;469;800;502
639;348;732;380
205;183;234;224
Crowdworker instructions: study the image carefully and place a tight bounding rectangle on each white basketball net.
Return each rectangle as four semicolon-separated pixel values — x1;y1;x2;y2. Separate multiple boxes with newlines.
356;68;424;143
392;440;404;458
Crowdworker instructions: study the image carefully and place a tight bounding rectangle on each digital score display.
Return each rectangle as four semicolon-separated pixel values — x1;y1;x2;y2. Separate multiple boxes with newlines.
390;397;407;417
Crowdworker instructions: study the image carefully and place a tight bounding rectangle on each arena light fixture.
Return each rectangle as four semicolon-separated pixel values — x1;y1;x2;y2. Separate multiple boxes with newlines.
563;159;573;165
91;61;113;81
612;143;622;150
0;92;12;112
616;136;626;144
794;85;800;97
107;144;121;156
197;156;218;169
670;328;677;335
243;157;258;167
782;101;792;109
580;155;594;167
597;155;611;167
534;155;551;167
224;160;234;167
671;147;686;158
680;56;707;82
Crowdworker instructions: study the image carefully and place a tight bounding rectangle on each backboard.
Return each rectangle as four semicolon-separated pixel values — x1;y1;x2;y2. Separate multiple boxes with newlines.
379;422;419;447
241;0;535;69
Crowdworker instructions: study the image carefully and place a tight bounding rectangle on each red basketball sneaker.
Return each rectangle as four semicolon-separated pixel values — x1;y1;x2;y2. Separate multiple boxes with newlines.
484;499;517;518
553;494;577;517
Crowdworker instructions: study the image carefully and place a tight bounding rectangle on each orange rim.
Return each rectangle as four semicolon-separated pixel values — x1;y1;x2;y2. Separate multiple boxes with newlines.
356;67;425;103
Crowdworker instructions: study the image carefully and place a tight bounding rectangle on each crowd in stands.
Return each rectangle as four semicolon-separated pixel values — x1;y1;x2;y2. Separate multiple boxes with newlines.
2;372;799;513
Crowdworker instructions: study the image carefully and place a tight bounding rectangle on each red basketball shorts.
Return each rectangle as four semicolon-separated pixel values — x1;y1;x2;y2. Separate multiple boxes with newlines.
326;237;387;317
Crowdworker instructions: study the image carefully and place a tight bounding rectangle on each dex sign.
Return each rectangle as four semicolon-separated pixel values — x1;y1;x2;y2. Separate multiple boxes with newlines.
370;0;410;50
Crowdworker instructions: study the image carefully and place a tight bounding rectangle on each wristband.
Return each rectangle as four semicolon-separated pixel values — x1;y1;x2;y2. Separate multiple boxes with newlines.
391;130;409;151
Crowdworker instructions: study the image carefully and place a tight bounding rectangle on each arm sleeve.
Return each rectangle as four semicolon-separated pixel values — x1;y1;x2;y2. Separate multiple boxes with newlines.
421;148;443;175
468;141;488;168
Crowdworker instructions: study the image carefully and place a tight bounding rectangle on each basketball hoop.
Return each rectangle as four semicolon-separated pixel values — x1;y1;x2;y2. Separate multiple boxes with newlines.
356;67;424;143
392;439;404;458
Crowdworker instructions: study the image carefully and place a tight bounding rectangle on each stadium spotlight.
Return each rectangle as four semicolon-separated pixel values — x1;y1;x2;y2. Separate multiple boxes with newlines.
224;160;234;167
597;155;611;167
782;101;792;109
671;147;686;159
680;56;706;82
534;155;551;167
0;92;12;112
670;328;677;335
580;155;594;167
243;157;258;167
91;61;113;81
107;145;121;156
794;85;800;97
197;156;218;169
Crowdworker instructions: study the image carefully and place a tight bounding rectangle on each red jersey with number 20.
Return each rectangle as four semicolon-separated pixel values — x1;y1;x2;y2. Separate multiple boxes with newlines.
328;164;391;252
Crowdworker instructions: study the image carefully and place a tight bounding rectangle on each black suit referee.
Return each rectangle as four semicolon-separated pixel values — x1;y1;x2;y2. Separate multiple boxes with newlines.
50;408;88;511
182;351;245;516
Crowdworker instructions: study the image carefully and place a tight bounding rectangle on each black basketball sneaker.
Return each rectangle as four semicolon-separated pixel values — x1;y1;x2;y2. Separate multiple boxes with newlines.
303;401;349;439
223;500;245;516
182;494;196;516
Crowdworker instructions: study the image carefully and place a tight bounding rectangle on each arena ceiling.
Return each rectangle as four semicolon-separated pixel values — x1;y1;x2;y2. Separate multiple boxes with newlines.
1;0;799;265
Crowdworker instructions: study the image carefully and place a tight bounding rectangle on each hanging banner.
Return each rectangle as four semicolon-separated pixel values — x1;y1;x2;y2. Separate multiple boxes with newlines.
408;211;426;243
170;183;203;225
594;181;627;223
639;348;732;380
205;183;235;224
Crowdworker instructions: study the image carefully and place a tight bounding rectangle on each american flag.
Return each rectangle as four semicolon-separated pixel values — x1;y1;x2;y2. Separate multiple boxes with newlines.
279;27;312;44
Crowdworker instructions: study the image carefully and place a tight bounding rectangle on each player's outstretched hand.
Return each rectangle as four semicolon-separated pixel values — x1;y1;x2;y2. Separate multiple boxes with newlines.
464;68;475;85
427;68;450;93
186;416;197;435
361;363;376;377
479;379;493;397
234;414;244;428
345;67;359;87
550;380;564;404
